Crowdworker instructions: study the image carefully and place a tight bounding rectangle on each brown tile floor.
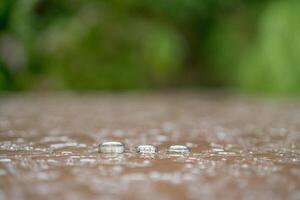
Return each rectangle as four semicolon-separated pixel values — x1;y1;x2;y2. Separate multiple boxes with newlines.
0;93;299;200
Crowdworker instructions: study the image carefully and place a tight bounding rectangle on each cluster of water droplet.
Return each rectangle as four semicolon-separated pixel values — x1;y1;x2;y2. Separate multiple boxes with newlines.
0;94;300;200
99;142;191;154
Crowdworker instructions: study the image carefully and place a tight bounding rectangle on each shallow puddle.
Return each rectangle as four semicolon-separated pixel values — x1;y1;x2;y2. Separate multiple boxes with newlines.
0;93;299;200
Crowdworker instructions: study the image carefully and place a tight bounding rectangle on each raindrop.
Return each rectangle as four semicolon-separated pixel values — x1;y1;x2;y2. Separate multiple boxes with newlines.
98;141;125;153
167;145;191;154
50;142;78;149
80;158;96;163
211;148;224;152
136;145;157;154
0;158;11;163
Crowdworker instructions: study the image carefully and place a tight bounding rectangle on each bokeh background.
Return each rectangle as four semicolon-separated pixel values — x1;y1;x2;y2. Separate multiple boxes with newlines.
0;0;300;95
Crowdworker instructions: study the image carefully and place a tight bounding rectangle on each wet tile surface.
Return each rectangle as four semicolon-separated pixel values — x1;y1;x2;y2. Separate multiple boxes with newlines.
0;93;299;200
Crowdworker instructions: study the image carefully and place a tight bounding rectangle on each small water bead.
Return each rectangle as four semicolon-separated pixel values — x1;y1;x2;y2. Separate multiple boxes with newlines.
99;142;125;153
0;158;11;162
211;148;224;152
167;145;191;154
136;145;157;154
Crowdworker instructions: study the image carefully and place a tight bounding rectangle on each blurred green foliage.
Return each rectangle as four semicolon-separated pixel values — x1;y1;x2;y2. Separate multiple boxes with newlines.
0;0;300;94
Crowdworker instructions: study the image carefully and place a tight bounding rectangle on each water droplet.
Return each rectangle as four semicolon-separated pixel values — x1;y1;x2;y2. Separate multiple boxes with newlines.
217;151;237;156
211;148;224;152
50;142;78;149
99;141;124;153
61;151;72;155
167;145;191;154
47;159;59;163
136;145;157;154
0;158;11;162
80;158;96;163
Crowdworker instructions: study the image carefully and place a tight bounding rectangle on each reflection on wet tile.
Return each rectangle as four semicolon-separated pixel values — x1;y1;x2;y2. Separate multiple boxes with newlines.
0;94;299;200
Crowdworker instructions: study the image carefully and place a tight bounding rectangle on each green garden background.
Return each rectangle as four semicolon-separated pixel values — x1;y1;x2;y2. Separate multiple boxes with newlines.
1;0;300;95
